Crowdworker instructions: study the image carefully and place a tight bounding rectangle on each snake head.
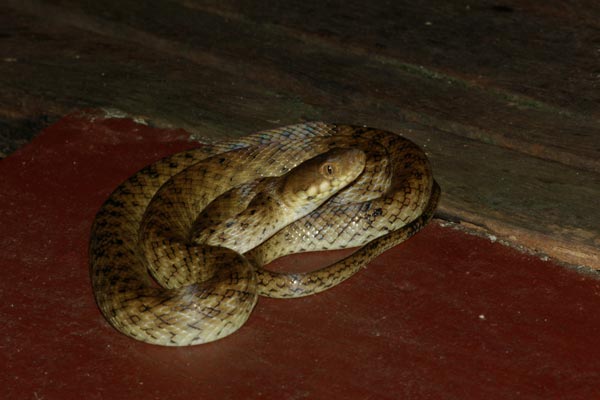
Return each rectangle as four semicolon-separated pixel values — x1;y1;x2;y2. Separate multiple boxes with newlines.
281;148;366;208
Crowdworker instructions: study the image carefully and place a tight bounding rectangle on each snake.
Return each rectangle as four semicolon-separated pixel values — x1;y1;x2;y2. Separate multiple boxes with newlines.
89;122;440;346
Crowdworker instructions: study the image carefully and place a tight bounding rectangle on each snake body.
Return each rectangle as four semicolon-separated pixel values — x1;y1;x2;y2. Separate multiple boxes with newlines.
89;122;440;346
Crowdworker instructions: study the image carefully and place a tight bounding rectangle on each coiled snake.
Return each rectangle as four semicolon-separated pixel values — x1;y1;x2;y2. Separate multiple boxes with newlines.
89;122;440;346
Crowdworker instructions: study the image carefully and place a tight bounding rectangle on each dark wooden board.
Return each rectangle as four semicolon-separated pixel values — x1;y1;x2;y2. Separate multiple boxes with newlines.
7;0;599;171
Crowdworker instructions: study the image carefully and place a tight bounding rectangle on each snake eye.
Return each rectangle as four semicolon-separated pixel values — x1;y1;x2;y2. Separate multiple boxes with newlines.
321;163;336;177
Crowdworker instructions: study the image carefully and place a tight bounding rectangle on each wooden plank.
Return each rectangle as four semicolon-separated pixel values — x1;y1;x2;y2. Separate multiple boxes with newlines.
0;4;316;137
404;123;600;269
206;1;600;115
9;0;598;171
188;1;600;173
2;1;599;268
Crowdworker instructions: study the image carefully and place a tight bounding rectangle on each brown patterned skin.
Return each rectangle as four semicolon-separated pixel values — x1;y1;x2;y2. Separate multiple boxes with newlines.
89;122;440;346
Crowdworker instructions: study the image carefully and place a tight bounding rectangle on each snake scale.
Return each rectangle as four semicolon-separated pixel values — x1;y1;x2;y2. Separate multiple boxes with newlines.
89;122;440;346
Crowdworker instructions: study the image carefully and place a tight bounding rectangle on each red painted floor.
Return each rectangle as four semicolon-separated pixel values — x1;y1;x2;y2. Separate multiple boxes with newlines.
2;111;599;399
